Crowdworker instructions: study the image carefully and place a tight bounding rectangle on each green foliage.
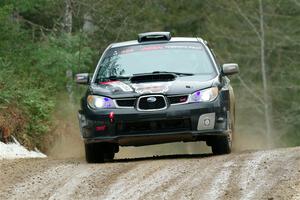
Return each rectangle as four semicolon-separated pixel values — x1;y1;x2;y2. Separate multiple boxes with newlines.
0;2;93;147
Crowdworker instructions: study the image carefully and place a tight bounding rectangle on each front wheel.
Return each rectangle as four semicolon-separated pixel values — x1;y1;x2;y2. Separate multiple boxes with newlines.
211;136;231;155
211;110;234;155
85;143;116;163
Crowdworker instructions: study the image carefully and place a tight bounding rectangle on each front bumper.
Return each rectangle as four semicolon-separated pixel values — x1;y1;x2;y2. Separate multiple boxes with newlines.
78;96;229;146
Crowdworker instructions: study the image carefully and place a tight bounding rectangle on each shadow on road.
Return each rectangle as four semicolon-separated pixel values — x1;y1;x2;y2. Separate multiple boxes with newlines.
112;153;213;163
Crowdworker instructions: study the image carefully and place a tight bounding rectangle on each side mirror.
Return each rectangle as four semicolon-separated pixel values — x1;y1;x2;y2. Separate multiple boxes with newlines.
222;63;239;76
75;73;90;84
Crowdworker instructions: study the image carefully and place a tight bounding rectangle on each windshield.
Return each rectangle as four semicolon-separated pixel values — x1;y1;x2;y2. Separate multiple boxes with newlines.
95;42;216;82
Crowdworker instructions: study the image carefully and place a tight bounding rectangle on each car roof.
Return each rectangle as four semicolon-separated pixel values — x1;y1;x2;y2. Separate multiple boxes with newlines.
110;37;205;48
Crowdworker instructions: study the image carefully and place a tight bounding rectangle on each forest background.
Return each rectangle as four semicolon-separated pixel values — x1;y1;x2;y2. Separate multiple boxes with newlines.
0;0;299;150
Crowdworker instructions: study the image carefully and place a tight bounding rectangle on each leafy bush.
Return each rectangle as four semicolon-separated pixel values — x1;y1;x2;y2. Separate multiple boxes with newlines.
0;4;93;147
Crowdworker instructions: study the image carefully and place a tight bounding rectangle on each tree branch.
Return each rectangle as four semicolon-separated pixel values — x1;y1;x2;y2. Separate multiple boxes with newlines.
237;75;265;105
21;18;52;32
232;0;262;41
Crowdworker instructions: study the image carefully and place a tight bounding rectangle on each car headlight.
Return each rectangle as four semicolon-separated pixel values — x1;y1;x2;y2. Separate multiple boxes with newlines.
87;95;116;109
190;87;219;102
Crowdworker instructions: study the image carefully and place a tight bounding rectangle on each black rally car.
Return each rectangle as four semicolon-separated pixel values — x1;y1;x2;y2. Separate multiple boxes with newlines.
76;32;239;163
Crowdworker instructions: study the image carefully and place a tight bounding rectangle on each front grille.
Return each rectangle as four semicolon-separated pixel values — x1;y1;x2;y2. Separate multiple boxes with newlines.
116;98;136;107
168;95;189;104
138;95;167;110
117;118;191;134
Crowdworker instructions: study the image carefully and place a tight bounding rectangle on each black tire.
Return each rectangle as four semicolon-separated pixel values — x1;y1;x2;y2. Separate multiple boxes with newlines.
211;136;231;155
104;152;115;161
84;143;116;163
85;143;104;163
211;108;234;155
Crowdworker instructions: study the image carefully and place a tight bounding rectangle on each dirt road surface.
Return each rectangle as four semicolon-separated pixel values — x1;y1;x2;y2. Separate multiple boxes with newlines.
0;147;300;200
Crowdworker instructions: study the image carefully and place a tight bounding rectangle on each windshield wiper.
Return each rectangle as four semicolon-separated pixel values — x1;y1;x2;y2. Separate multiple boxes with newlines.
151;71;194;76
107;75;131;80
133;71;194;76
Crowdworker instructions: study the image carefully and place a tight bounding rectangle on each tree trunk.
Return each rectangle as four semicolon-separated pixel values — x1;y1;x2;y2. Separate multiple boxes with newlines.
63;0;72;33
259;0;273;147
63;0;74;107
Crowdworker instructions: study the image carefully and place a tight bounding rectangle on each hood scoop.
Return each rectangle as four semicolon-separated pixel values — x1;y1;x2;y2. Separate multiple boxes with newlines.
130;73;176;83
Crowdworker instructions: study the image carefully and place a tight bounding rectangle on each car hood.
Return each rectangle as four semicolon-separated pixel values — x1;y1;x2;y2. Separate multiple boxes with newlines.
89;74;220;98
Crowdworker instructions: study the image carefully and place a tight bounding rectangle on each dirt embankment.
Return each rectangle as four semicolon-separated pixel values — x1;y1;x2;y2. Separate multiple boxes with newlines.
0;147;299;200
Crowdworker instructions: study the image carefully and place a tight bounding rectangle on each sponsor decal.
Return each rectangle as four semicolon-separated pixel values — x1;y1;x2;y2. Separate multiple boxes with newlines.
112;43;204;55
99;81;133;92
131;82;171;94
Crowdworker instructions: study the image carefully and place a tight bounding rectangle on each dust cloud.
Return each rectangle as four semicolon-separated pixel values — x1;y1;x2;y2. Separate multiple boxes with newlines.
46;98;84;159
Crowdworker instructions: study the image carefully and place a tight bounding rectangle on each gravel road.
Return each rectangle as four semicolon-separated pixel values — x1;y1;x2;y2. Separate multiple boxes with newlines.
0;147;300;200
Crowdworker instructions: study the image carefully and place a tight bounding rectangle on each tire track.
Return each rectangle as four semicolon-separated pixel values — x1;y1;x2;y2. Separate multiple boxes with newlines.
201;160;235;200
101;161;175;200
239;151;272;200
6;164;92;200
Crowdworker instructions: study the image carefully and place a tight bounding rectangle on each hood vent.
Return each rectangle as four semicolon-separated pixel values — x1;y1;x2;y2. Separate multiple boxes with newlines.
130;74;176;83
